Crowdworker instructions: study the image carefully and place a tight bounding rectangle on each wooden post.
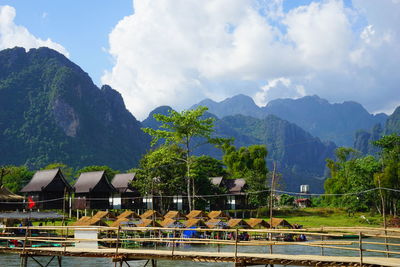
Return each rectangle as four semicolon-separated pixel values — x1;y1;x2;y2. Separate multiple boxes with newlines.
234;229;239;263
114;225;121;267
269;162;276;255
151;259;157;267
359;232;363;266
22;226;29;254
378;178;390;257
57;256;62;267
19;255;28;267
320;227;324;256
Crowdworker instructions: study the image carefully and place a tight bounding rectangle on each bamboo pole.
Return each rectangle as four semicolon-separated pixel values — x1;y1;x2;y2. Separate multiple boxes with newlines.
359;232;363;266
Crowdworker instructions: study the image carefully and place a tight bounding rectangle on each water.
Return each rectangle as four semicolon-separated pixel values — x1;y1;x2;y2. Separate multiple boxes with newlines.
1;239;399;266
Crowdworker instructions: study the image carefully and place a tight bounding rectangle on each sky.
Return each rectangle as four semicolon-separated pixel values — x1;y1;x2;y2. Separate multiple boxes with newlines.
0;0;399;120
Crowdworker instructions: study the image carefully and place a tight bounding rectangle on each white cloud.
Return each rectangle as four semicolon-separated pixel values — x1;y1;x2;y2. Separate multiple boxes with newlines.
0;5;68;57
103;0;400;120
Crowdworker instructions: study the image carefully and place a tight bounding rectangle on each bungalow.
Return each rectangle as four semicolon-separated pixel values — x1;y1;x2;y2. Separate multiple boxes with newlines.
73;171;116;210
225;178;247;210
111;173;142;210
20;169;72;210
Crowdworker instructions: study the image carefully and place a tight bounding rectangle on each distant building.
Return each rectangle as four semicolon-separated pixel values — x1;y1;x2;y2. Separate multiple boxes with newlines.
209;177;247;210
295;198;312;208
73;171;116;210
20;169;72;210
300;185;310;194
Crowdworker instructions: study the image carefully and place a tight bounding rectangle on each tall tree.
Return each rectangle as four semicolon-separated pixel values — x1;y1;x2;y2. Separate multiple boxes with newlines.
221;144;268;206
142;106;215;210
0;165;33;193
132;145;186;212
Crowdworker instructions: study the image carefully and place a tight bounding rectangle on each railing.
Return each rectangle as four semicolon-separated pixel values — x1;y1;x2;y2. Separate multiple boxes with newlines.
1;225;400;265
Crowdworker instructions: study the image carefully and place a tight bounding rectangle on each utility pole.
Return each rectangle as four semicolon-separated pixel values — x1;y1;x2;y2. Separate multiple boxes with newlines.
269;162;276;257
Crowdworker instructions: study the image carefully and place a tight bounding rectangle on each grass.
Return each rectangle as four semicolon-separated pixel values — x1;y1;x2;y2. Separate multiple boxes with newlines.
269;207;383;228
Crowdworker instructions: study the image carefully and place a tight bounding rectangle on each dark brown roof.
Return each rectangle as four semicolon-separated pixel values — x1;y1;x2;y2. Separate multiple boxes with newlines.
225;178;246;193
111;173;136;193
209;177;224;187
74;171;116;193
20;169;72;193
0;186;24;201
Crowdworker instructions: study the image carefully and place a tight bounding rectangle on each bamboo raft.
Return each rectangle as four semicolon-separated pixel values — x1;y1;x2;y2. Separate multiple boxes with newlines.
1;226;400;266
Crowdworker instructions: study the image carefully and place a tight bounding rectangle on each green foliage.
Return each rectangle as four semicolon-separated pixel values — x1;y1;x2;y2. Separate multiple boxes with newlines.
279;194;295;206
324;145;385;213
221;144;268;206
133;145;186;211
76;165;119;182
142;106;216;210
0;165;33;193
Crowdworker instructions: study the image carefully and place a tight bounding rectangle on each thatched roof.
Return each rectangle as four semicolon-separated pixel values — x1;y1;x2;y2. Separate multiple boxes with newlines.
111;218;128;227
208;210;230;220
0;186;24;201
136;219;162;227
186;210;208;219
117;210;140;220
71;216;91;226
93;211;116;220
72;216;107;226
184;219;207;228
247;218;270;229
140;210;163;220
205;219;228;229
227;219;250;228
160;218;185;228
164;210;186;220
270;218;292;228
20;169;72;193
74;171;116;193
111;173;137;193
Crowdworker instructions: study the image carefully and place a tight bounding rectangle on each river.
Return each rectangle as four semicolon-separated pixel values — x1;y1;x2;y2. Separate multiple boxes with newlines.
1;238;399;266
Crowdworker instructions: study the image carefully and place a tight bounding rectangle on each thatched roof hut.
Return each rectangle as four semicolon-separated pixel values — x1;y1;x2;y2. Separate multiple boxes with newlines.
205;219;228;229
270;218;292;228
247;218;270;229
208;210;230;220
93;211;116;220
184;219;207;228
160;218;185;228
140;210;163;220
136;219;162;227
117;210;140;220
186;210;208;220
0;186;24;210
164;210;186;220
227;219;250;229
72;217;107;226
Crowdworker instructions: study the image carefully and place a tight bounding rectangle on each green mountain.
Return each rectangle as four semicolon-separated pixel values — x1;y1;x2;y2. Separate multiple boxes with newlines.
354;106;400;154
193;94;387;147
0;47;150;170
144;107;335;193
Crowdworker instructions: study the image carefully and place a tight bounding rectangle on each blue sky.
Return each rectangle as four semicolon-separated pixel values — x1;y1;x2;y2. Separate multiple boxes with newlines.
0;0;132;85
0;0;399;120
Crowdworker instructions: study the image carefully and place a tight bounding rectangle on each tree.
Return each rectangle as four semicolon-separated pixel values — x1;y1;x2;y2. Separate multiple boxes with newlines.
142;106;215;210
221;144;268;206
324;147;380;213
132;145;186;212
279;194;295;206
373;134;400;215
0;165;33;193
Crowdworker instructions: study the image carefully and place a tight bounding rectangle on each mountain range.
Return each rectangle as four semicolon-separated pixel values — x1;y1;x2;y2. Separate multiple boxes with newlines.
192;94;387;147
1;47;399;193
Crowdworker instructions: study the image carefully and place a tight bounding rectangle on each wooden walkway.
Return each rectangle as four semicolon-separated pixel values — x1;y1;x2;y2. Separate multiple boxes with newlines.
1;246;400;267
0;247;400;267
1;225;400;266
